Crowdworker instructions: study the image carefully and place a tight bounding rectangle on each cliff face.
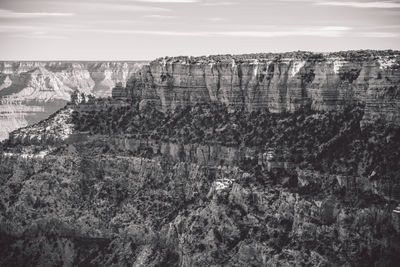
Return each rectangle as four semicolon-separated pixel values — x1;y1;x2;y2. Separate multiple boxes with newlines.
0;61;146;140
0;61;146;100
125;51;400;125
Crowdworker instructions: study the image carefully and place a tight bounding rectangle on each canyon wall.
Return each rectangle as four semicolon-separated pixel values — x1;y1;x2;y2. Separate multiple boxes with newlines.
0;61;146;140
2;53;399;264
1;132;399;266
124;51;400;125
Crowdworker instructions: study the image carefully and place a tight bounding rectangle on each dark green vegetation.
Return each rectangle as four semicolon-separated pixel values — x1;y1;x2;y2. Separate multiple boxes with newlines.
1;99;399;266
156;50;400;63
71;101;399;184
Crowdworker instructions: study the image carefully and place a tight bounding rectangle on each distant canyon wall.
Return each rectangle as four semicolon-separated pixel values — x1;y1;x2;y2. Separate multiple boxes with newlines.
0;61;146;140
124;51;400;125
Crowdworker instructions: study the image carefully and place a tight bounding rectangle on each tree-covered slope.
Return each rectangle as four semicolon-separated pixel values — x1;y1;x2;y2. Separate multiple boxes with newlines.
1;98;399;266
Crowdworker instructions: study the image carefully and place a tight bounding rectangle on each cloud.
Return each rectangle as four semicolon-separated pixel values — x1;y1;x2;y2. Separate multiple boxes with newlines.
0;9;74;18
315;1;400;8
51;2;171;12
95;3;171;12
219;26;352;38
144;14;176;18
359;32;399;38
77;26;351;38
12;34;67;39
202;1;236;6
135;0;199;2
0;26;68;39
81;29;210;36
361;24;400;29
0;25;46;32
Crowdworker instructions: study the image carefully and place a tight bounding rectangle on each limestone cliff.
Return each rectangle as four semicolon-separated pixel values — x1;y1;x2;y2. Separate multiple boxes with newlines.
124;51;400;125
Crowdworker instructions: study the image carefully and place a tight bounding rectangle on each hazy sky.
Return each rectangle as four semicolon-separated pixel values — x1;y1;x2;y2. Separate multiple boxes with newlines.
0;0;399;60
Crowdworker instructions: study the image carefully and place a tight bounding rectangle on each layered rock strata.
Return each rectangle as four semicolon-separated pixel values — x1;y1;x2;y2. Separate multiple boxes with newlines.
123;51;400;125
0;61;146;100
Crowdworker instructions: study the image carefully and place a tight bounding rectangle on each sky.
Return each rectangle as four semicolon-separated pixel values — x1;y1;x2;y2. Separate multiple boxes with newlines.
0;0;399;60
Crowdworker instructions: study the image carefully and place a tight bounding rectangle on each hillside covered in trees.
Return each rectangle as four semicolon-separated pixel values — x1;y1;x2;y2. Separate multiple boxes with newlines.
1;93;399;265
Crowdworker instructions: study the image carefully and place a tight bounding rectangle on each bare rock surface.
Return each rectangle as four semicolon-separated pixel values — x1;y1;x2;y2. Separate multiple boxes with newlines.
124;51;400;126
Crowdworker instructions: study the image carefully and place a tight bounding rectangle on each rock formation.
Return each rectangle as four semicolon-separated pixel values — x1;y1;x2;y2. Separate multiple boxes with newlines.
123;51;400;125
0;61;146;140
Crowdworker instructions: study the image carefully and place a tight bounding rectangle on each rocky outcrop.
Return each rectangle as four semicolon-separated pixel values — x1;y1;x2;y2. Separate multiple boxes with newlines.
124;51;400;125
0;100;67;141
0;61;146;100
0;61;146;140
111;82;127;100
111;138;257;166
8;107;75;145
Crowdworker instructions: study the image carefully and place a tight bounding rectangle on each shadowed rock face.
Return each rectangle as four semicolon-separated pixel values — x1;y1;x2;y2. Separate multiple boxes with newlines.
125;51;400;125
0;61;147;140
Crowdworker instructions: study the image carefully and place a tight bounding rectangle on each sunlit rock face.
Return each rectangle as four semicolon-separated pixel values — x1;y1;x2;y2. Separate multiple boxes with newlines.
126;51;400;125
0;61;146;140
